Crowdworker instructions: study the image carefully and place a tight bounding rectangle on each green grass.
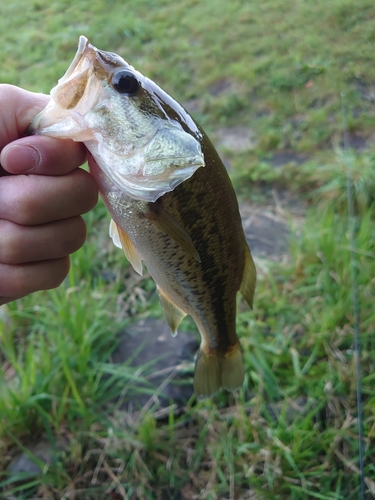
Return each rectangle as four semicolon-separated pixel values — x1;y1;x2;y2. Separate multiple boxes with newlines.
1;0;375;498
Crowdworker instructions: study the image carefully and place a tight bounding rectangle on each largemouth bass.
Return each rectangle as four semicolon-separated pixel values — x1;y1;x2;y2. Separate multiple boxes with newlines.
31;36;256;397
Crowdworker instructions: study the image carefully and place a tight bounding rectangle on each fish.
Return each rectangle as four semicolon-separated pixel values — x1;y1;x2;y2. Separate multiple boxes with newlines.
30;36;256;397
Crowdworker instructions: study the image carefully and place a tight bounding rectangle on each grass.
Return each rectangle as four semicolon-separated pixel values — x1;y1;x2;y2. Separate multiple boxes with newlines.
1;0;375;498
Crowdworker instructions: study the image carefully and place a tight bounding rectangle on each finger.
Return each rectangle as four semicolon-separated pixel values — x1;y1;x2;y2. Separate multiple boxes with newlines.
0;165;11;177
0;84;86;176
0;217;86;265
1;135;87;176
0;169;98;225
0;84;49;149
0;257;70;301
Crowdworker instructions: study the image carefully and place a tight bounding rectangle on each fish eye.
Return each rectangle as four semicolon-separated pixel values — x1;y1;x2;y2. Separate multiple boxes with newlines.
111;70;140;94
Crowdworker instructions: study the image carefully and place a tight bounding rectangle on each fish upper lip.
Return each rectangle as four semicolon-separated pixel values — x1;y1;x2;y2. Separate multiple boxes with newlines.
78;35;88;53
63;36;89;80
59;35;99;87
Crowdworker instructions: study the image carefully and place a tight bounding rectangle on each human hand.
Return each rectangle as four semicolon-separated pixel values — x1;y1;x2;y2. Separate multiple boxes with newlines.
0;84;98;305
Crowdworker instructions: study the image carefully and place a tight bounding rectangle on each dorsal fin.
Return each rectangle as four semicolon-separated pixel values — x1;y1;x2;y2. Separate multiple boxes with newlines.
109;219;143;275
141;202;201;263
240;242;256;308
157;286;186;337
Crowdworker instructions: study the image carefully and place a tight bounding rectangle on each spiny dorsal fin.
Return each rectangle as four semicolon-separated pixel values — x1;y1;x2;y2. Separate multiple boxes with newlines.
157;286;186;337
109;219;143;275
240;242;256;308
141;202;201;263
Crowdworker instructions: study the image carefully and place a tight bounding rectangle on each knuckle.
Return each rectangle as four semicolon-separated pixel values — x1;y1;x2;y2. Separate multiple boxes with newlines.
0;222;22;264
72;169;98;213
48;257;70;289
17;181;45;224
3;176;42;225
0;257;71;299
61;217;87;255
0;264;30;298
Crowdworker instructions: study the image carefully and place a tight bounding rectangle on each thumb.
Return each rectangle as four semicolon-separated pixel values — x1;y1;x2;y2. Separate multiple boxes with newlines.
0;84;49;150
0;85;87;176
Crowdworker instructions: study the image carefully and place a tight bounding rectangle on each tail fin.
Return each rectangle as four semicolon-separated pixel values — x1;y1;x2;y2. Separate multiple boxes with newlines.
194;351;221;397
221;344;244;391
193;343;244;398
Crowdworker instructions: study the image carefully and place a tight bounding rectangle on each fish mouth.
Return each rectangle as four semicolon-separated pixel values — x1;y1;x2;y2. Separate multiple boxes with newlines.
29;37;102;136
64;35;130;82
35;35;113;120
62;35;90;81
49;36;97;110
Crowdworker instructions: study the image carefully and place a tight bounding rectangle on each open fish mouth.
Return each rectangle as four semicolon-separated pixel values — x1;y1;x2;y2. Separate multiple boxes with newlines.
62;35;90;80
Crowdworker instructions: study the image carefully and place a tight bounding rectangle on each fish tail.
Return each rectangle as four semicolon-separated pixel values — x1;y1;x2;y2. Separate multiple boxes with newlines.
193;343;244;398
194;350;221;398
221;343;244;391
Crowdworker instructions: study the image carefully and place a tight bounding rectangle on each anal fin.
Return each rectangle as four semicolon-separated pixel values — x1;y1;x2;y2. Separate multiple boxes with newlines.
142;202;201;262
109;219;143;275
157;286;186;337
240;242;256;308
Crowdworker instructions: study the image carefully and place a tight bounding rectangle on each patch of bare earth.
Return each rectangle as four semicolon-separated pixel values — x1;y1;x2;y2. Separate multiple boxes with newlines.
211;125;306;262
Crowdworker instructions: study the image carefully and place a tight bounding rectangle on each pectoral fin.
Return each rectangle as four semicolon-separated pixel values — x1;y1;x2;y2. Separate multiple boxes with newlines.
142;202;201;262
109;219;143;275
157;286;186;337
240;242;256;308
